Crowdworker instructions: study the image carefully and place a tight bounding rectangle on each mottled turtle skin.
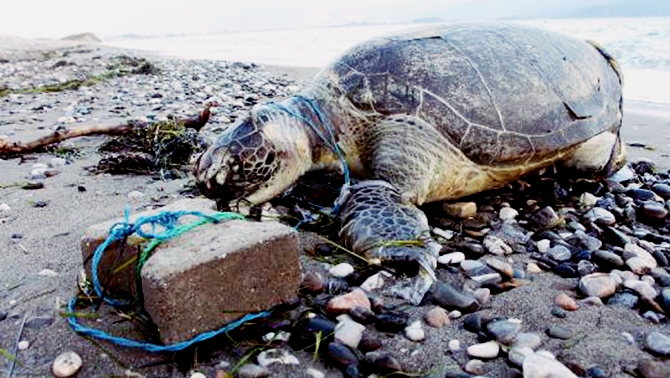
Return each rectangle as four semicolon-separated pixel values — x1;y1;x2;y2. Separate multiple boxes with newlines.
195;23;624;303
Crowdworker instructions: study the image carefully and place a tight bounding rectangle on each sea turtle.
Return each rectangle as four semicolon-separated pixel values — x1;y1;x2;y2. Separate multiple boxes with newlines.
194;23;625;304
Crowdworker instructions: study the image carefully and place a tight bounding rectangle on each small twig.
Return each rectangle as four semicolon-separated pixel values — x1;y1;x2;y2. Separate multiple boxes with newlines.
6;312;27;378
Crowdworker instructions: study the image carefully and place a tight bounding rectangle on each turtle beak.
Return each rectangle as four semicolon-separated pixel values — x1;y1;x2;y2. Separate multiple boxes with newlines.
194;147;229;195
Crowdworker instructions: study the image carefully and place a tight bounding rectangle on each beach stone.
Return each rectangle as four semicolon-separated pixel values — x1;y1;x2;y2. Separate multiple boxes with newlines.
514;332;542;349
464;359;485;375
257;349;299;367
662;288;670;309
602;226;631;246
375;312;409;333
52;351;82;377
546;325;575;340
349;306;375;325
527;262;543;273
567;231;602;252
404;320;425;342
584;207;616;226
25;314;55;329
460;259;485;274
329;263;354;278
366;351;402;375
536;239;551;253
360;272;385;292
592;250;624;267
141;218;300;343
579;192;599;207
301;272;325;293
580;296;604;306
17;340;29;350
358;330;383;353
487;319;521;345
81;198;219;297
642;201;668;220
467;340;499;359
579;273;617;298
432;282;479;312
577;260;597;276
437;252;465;265
522;353;577;378
608;292;639;308
237;364;270;378
638;358;670;378
547;245;572;261
326;342;358;369
474;288;491;304
628;188;657;201
448;339;461;352
483;235;512;255
531;206;559;230
508;346;534;366
327;288;371;315
190;373;206;378
483;257;514;278
624;243;657;265
424;307;450;328
624;279;658;300
444;201;477;218
627;257;656;275
646;332;670;356
554;293;578;311
335;315;365;349
499;206;519;221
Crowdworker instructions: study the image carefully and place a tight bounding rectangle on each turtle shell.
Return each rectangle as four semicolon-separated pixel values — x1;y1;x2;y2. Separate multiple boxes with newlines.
320;23;622;166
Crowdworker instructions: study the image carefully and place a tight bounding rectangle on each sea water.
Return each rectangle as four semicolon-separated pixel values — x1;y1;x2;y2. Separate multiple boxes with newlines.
105;17;670;107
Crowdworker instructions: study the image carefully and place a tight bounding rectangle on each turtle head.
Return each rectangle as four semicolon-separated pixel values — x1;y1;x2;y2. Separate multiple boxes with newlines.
194;105;313;206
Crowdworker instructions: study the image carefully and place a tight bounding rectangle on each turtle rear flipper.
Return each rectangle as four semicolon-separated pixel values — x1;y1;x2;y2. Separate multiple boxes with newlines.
337;180;439;304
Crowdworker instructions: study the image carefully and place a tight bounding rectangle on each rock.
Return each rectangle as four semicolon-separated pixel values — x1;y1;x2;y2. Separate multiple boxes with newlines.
608;292;639;308
499;206;519;221
17;340;29;350
536;239;551;253
627;257;656;275
424;307;450;328
624;279;658;300
527;262;543;273
360;272;385;292
190;373;206;378
483;257;514;278
257;349;299;367
579;273;617;298
366;351;403;375
579;192;599;207
580;296;604;306
577;260;597;276
554;293;578;311
638;358;670;378
358;330;383;353
301;272;325;293
467;341;500;359
460;259;485;275
642;202;668;220
567;231;602;252
404;321;426;342
584;207;616;226
431;281;479;312
624;243;658;267
646;332;670;356
25;314;55;329
522;353;577;378
329;263;354;278
237;364;271;378
487;319;521;345
141;218;300;344
22;181;44;189
444;202;477;218
52;351;82;377
438;252;466;265
349;306;375;325
471;272;502;285
327;289;371;315
592;250;624;267
546;325;575;340
483;235;512;255
61;32;102;42
326;342;359;371
609;165;635;182
662;288;670;309
547;245;572;261
335;315;365;349
531;206;559;230
375;312;409;333
474;288;491;304
628;188;657;201
448;339;461;352
602;226;631;246
514;332;542;349
464;359;486;375
508;346;534;366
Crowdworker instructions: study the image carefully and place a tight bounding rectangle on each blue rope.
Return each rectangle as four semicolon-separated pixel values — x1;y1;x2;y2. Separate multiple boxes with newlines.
68;208;271;352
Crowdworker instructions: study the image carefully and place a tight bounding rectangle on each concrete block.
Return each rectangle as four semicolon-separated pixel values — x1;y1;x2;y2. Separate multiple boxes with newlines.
141;219;299;343
80;198;218;298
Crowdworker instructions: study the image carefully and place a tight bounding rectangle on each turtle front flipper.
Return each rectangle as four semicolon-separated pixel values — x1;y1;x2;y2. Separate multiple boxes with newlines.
337;180;441;304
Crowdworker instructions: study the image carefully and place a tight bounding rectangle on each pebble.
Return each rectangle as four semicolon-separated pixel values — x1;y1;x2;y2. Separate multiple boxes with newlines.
52;351;83;377
127;190;144;199
532;206;560;230
448;339;461;352
627;257;656;275
486;319;522;345
508;346;534;366
366;351;403;375
579;192;599;207
514;333;542;349
554;293;578;311
522;353;578;378
638;358;670;378
483;257;514;277
623;279;658;300
335;315;365;349
49;157;67;167
404;321;425;342
431;281;480;312
460;259;485;274
38;268;59;277
499;206;519;221
584;207;617;226
536;239;551;253
467;341;500;359
448;310;462;319
473;288;491;304
642;201;668;219
326;288;371;315
424;307;450;328
329;263;354;278
579;273;617;298
546;325;575;340
437;252;465;265
0;203;10;212
483;235;512;255
17;340;29;350
326;342;358;369
608;292;639;308
257;349;299;367
360;272;385;292
305;368;325;378
592;249;624;267
444;201;477;218
190;373;206;378
25;314;56;329
237;364;270;378
547;245;572;261
375;312;409;333
646;332;670;356
464;359;485;375
526;262;543;273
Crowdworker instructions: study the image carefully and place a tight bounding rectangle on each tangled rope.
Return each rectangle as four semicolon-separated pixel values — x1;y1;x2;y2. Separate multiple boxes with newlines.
66;208;271;352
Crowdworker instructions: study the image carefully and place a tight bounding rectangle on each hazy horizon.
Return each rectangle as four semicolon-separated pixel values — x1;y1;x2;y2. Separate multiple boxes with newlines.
1;0;668;40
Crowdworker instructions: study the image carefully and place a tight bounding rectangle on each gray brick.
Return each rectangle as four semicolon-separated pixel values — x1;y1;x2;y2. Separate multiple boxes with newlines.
80;198;218;298
141;220;299;344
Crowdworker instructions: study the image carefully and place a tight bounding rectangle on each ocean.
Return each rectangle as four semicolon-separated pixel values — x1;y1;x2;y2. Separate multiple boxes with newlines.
105;17;670;107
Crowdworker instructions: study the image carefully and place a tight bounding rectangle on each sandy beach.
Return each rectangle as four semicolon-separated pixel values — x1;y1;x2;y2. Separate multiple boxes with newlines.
2;36;670;378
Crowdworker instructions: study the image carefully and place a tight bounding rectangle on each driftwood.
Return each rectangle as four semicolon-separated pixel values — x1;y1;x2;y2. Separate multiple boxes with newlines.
0;103;216;156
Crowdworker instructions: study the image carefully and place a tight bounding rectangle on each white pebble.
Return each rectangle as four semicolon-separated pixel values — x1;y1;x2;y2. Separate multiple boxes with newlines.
499;206;519;221
448;310;462;319
537;239;551;253
508;346;534;366
38;269;59;277
305;368;325;378
360;272;384;292
32;163;48;169
127;190;144;200
190;373;206;378
437;252;466;265
0;203;10;212
50;158;67;168
404;320;425;342
448;339;461;351
257;349;299;367
467;341;500;359
52;351;82;377
329;263;354;278
432;227;455;240
335;315;365;349
17;340;29;350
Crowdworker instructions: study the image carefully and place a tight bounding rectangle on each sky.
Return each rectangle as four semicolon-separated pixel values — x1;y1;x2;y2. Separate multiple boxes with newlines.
0;0;474;39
